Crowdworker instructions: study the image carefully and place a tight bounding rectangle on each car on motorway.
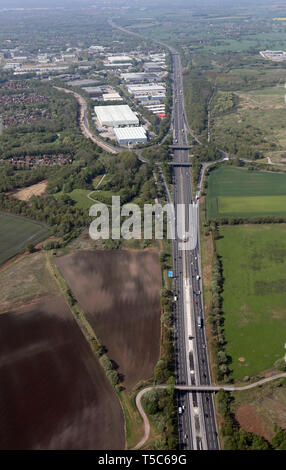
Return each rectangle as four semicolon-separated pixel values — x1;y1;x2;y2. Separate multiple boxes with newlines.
174;295;178;301
184;434;188;439
178;406;183;414
198;316;203;328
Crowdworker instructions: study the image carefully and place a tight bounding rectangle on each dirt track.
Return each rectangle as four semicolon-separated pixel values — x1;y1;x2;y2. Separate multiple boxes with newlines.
0;295;125;449
56;250;161;390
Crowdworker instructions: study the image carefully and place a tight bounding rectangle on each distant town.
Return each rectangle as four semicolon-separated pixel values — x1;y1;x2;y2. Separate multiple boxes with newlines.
0;44;169;147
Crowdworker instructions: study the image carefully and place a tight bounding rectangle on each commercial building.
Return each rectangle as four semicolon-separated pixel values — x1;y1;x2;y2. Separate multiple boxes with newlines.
104;62;132;68
137;94;166;102
13;65;69;75
144;62;164;73
67;79;99;87
149;53;166;63
107;55;132;63
89;45;105;52
144;104;166;115
120;72;161;83
82;86;104;97
260;50;286;61
126;83;166;96
94;105;139;127
102;92;123;102
114;126;147;145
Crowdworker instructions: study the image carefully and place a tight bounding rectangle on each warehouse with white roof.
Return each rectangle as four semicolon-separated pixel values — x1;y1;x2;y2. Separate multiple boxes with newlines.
107;55;132;63
114;127;147;145
94;105;139;127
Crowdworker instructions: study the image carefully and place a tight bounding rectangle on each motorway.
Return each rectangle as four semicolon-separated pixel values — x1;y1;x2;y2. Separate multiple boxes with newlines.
107;18;219;450
170;51;219;450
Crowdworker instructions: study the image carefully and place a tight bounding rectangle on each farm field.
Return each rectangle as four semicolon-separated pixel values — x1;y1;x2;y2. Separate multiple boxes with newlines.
218;195;286;217
0;294;125;450
216;224;286;380
56;250;161;390
0;252;58;313
0;212;50;265
206;167;286;219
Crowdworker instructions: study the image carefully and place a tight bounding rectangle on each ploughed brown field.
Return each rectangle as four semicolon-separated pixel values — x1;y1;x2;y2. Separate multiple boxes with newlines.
0;295;125;450
56;250;161;389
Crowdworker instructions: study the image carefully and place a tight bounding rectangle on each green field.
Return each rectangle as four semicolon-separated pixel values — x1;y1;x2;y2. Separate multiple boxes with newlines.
207;167;286;218
0;212;50;265
54;188;117;211
216;224;286;380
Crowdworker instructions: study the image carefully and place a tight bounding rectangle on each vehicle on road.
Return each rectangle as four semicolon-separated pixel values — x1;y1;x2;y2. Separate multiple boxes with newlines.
198;316;203;328
178;406;183;414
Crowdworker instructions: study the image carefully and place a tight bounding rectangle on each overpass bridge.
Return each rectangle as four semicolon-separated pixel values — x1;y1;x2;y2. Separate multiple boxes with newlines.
175;373;286;392
170;145;193;150
166;161;192;167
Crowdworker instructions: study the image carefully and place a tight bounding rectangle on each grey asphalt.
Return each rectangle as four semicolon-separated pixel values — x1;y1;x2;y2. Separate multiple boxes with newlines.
170;51;219;451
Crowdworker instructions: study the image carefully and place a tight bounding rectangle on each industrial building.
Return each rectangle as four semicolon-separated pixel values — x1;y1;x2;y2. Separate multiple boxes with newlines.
144;104;166;115
137;94;166;102
114;126;147;145
144;62;164;73
260;50;286;61
104;62;132;68
102;92;123;102
120;72;161;83
82;86;104;97
94;105;139;127
107;55;132;63
126;83;166;96
66;79;98;87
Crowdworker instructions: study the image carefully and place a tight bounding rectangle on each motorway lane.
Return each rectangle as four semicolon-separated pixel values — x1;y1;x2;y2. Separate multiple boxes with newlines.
171;52;219;450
